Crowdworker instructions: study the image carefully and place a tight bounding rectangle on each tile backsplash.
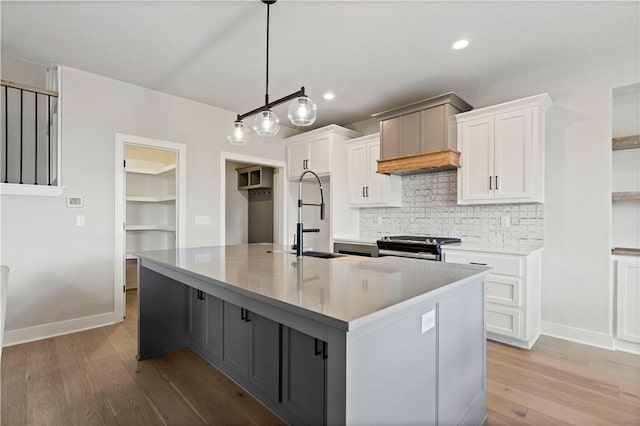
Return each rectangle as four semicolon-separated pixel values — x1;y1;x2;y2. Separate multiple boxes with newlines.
359;171;544;245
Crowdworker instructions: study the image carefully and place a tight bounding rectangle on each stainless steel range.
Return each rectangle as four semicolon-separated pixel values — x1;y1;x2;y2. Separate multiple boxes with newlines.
376;235;461;261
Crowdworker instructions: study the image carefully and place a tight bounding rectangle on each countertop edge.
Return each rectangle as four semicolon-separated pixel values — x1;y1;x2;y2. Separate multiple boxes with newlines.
442;243;544;256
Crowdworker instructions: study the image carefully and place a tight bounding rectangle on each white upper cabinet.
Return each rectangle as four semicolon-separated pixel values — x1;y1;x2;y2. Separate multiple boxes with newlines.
456;94;552;205
285;125;360;180
346;134;401;207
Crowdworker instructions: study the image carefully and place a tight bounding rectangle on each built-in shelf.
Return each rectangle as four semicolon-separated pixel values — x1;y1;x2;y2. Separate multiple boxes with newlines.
612;247;640;257
237;165;273;190
612;135;640;151
126;252;138;260
125;163;176;175
126;195;176;202
126;225;176;231
612;191;640;201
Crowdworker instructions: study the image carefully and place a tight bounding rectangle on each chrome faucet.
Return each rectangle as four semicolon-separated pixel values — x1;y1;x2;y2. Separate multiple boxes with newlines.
296;170;325;257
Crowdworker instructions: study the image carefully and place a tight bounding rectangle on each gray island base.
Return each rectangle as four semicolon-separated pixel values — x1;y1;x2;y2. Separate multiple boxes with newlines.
136;244;489;425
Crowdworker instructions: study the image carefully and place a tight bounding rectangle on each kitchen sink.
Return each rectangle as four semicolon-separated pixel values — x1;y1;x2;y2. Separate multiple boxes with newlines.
302;251;346;259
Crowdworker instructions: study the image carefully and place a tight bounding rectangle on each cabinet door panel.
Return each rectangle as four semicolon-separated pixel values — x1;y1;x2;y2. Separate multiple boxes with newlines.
365;141;387;203
308;136;331;175
347;144;368;205
400;111;421;155
223;302;250;378
287;142;307;179
494;108;533;200
380;117;400;159
616;258;640;343
248;313;281;402
486;304;522;339
190;288;205;349
283;328;325;424
204;294;223;361
421;105;446;151
459;118;494;201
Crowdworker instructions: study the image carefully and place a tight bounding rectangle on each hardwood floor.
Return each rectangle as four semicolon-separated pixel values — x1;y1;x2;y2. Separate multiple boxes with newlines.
2;291;639;425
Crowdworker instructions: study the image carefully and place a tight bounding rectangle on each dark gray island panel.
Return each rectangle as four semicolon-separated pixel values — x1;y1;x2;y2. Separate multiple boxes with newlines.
136;244;488;425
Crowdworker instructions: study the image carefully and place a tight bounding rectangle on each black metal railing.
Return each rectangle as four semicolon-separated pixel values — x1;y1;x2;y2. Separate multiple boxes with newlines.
1;80;58;186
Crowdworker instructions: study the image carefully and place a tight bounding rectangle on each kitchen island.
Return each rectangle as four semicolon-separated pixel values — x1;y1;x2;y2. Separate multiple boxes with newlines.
136;244;489;425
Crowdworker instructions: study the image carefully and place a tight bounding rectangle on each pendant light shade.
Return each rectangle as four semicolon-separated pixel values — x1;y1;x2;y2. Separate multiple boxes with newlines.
253;110;280;137
226;120;251;145
227;0;317;145
288;96;317;126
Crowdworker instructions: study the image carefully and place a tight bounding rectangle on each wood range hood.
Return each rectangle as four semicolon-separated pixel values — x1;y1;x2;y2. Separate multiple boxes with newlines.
376;148;461;175
372;92;472;175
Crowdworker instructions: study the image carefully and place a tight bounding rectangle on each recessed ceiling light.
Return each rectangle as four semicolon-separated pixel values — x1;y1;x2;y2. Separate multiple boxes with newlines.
452;39;470;50
323;92;335;100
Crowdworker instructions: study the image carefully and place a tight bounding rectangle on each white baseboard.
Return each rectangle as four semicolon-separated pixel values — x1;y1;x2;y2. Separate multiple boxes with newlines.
541;321;614;350
614;339;640;355
3;311;116;347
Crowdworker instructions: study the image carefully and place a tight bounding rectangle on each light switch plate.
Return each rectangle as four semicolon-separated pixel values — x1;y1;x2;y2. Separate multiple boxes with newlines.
421;310;435;334
195;215;211;225
500;216;511;228
76;215;86;227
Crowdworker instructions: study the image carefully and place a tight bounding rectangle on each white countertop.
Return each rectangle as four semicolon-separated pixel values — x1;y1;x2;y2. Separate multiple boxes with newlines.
442;241;544;255
136;244;488;328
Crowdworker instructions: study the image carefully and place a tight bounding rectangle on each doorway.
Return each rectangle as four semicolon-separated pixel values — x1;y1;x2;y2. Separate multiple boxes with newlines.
114;134;187;322
219;152;287;246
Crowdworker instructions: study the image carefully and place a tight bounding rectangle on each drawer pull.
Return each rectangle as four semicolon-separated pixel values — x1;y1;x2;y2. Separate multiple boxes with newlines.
470;262;487;266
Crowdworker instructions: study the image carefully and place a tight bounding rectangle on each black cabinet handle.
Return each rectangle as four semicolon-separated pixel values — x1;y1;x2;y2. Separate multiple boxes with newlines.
314;338;322;356
495;175;499;190
196;290;205;300
489;176;492;190
366;186;369;198
240;308;251;322
470;262;487;266
322;342;328;360
362;186;365;197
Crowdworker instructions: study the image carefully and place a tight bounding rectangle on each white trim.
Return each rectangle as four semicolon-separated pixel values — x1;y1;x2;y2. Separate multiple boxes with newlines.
3;312;115;347
114;133;187;322
219;152;287;246
614;339;640;355
0;183;65;196
541;321;614;350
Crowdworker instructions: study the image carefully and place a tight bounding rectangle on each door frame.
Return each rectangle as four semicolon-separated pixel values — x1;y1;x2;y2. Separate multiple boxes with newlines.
114;133;187;322
219;151;287;246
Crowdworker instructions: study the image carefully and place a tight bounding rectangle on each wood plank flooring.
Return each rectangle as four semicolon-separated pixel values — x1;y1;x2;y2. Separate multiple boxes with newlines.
2;290;639;425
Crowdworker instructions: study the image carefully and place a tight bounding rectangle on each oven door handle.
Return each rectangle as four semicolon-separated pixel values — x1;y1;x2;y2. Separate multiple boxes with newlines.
378;249;439;260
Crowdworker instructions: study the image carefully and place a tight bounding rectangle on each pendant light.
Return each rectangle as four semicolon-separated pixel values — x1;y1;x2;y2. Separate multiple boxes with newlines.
226;0;317;145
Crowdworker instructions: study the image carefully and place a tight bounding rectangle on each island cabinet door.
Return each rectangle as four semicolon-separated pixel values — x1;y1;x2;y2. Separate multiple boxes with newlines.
203;294;224;362
223;302;250;380
189;288;205;350
281;327;326;425
247;313;281;403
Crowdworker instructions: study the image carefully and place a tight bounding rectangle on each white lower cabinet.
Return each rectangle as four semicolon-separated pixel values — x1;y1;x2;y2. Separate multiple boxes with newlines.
443;246;542;349
615;256;640;344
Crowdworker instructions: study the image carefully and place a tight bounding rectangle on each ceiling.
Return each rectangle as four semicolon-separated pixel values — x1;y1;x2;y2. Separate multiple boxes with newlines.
2;1;639;129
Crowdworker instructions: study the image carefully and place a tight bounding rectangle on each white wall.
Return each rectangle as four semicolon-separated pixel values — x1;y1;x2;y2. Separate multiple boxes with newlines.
1;66;287;335
0;55;47;88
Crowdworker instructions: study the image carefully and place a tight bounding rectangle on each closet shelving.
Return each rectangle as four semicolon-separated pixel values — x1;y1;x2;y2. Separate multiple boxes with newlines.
125;147;177;261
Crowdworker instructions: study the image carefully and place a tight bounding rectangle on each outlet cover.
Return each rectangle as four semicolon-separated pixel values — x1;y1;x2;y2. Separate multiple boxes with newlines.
500;216;511;228
421;310;435;334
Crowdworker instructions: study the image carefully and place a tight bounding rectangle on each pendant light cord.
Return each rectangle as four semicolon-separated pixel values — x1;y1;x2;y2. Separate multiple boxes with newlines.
265;2;270;108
